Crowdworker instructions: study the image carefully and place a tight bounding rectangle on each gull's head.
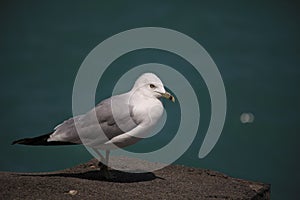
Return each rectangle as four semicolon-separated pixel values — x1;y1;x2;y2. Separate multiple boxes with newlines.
132;73;175;102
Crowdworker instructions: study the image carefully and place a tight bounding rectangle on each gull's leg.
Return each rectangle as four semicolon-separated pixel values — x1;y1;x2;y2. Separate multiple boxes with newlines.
92;148;110;179
105;150;110;166
99;150;111;179
92;147;105;169
92;148;105;163
92;148;106;173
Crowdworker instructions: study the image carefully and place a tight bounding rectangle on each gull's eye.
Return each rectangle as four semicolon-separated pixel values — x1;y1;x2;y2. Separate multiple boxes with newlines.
149;84;156;89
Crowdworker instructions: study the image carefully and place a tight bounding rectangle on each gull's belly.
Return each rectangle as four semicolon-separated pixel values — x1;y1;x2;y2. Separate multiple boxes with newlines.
97;100;164;150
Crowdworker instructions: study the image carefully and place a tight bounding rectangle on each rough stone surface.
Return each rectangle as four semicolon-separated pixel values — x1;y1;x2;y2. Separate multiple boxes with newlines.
0;158;270;200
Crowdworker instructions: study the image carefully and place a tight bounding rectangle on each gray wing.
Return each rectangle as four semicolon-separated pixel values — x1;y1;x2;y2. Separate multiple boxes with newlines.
48;93;137;146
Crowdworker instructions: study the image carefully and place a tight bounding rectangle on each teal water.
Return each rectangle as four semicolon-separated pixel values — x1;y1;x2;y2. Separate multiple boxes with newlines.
1;1;299;199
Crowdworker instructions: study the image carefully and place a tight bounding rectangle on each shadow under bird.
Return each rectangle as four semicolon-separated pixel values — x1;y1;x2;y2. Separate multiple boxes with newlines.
12;73;175;179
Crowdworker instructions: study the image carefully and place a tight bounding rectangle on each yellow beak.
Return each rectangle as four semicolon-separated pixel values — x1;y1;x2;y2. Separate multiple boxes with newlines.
158;92;175;103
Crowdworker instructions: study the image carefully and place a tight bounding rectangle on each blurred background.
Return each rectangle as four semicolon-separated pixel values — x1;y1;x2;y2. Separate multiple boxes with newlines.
0;0;299;199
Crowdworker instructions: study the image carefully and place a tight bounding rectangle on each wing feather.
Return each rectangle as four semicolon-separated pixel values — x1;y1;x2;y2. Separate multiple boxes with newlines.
48;93;137;147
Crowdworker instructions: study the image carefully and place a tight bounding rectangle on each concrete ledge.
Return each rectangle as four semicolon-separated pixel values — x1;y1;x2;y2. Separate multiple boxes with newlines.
0;158;270;199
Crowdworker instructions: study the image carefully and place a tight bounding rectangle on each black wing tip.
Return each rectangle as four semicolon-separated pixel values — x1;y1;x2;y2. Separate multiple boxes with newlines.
11;132;78;146
11;133;52;146
11;137;44;145
11;140;19;145
11;138;32;145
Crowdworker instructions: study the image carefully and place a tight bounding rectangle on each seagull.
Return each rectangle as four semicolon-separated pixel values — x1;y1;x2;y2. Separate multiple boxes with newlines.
12;73;175;178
